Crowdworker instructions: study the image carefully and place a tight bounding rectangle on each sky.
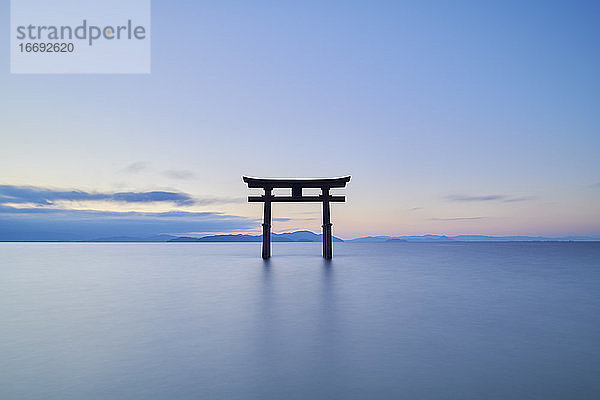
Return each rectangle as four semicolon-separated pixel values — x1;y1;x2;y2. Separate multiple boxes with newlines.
1;1;599;240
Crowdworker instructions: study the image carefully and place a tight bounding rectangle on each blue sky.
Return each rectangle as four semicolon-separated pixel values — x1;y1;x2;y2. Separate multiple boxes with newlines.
1;1;599;239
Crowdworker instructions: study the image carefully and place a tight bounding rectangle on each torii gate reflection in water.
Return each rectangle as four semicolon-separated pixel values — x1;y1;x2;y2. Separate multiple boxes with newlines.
243;176;351;259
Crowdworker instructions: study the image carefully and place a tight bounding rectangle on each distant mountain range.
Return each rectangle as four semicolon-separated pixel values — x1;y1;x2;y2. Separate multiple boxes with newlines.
168;230;343;243
81;234;177;242
346;234;600;242
3;231;598;242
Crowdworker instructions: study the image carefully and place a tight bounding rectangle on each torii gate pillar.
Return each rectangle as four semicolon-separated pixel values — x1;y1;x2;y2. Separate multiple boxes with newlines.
243;176;350;259
322;188;332;259
262;188;272;259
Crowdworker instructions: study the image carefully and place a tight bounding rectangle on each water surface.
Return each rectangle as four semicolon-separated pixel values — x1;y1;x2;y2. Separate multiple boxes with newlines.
1;242;599;399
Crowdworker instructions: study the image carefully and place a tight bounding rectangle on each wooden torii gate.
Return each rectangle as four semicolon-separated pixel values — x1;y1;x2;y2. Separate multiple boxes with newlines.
243;176;351;259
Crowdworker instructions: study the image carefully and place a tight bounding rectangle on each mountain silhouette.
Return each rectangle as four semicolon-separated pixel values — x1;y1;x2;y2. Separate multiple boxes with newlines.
169;230;343;242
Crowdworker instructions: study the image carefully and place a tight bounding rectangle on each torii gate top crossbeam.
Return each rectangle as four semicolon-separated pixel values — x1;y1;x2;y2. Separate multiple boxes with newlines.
243;176;350;203
242;176;351;189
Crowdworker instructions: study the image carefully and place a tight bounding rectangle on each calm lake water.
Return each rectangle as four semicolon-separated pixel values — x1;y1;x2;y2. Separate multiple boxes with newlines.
1;242;599;399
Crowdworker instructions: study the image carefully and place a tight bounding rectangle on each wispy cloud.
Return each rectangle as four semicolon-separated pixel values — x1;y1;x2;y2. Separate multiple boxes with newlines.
445;194;532;203
164;170;196;180
0;205;256;241
408;207;423;211
0;185;239;207
501;196;534;203
0;185;196;206
122;161;149;174
429;216;486;221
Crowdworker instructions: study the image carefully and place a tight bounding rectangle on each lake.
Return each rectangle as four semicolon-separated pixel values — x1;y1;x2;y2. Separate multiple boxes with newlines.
1;242;599;399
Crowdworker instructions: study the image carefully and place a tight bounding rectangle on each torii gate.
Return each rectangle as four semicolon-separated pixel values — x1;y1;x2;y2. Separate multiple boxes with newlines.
243;176;351;259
